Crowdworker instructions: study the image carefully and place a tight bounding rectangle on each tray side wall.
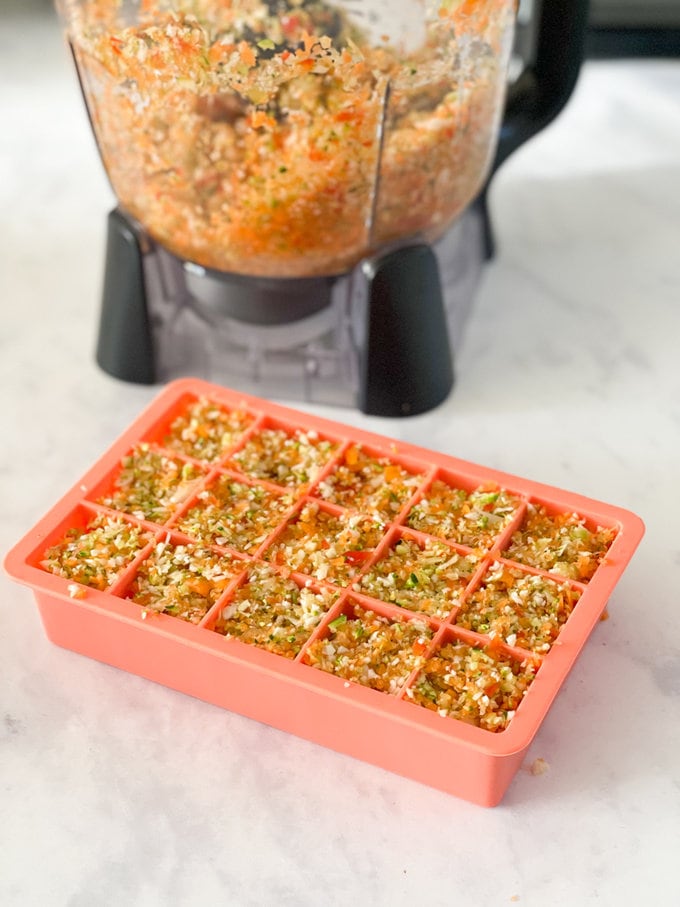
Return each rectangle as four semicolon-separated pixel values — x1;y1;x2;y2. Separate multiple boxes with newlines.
34;591;524;806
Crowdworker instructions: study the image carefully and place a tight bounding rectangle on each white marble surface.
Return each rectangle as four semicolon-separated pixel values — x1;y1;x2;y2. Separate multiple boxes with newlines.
2;6;680;905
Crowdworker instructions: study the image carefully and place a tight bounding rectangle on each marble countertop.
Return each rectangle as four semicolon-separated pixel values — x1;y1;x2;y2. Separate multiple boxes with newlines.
2;7;679;906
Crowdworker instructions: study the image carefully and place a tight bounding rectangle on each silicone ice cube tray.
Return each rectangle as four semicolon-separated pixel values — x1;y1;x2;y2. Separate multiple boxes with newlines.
4;378;644;806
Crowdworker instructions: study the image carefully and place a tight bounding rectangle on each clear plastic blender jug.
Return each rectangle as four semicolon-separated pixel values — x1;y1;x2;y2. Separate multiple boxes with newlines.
56;0;588;414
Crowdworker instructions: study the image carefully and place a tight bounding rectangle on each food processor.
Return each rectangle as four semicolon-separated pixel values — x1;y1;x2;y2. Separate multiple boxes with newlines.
57;0;588;415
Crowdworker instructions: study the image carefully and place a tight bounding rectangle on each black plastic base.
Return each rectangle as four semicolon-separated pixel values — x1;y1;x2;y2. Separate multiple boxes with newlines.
96;210;156;384
360;245;454;417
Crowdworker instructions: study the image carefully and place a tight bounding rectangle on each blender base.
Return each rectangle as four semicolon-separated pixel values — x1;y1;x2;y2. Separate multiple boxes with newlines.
96;202;489;416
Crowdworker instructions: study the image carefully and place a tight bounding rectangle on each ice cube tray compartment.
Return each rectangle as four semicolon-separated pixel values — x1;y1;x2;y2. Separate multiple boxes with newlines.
209;562;339;660
4;378;644;806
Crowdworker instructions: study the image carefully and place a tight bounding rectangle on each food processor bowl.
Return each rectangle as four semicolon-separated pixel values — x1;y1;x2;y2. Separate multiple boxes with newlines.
59;0;515;277
56;0;589;415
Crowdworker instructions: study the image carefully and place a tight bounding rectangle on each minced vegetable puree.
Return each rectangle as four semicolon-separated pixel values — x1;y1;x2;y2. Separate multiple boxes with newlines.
63;0;513;275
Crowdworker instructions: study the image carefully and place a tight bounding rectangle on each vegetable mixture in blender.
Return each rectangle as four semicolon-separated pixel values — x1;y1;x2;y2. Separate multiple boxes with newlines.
61;0;514;276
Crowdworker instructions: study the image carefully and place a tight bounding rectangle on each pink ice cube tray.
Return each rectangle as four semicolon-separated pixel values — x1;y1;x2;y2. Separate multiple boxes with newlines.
4;379;644;805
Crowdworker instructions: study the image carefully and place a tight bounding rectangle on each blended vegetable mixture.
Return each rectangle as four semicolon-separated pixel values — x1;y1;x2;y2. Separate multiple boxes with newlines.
39;393;620;733
63;0;514;275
